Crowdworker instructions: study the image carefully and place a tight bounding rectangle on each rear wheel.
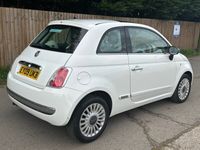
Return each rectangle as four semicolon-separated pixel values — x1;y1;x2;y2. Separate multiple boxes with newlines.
68;95;110;143
170;74;191;103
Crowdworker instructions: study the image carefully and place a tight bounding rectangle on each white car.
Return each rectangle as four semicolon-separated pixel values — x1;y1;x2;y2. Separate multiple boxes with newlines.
7;19;193;142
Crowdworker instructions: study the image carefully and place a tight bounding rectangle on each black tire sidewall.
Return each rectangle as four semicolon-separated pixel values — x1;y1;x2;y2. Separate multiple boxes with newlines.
72;95;110;143
171;74;191;103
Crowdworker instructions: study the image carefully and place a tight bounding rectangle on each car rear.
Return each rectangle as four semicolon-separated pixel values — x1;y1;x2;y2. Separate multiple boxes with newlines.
7;23;87;126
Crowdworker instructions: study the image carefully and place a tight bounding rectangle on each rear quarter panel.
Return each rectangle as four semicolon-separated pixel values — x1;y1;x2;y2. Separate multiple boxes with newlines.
64;54;131;116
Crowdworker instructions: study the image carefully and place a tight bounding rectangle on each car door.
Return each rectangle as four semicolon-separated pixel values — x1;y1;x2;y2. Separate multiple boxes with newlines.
125;27;177;103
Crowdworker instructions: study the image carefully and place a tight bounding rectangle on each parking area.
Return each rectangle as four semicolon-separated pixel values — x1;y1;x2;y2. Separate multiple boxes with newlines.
0;56;200;150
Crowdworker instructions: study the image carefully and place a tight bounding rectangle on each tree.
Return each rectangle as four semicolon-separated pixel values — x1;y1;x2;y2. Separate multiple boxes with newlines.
1;0;200;21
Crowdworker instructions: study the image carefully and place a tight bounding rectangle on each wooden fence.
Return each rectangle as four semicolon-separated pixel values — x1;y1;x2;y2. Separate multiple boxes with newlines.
0;7;200;67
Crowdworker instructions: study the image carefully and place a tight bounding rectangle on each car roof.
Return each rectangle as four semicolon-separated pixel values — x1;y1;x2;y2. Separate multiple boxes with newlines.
48;19;120;29
48;19;161;35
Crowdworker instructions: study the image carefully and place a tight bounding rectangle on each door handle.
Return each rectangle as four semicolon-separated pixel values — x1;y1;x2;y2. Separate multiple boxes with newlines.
131;66;143;71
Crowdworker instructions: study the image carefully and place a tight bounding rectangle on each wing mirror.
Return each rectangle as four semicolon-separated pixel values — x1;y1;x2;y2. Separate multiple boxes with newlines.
168;46;180;61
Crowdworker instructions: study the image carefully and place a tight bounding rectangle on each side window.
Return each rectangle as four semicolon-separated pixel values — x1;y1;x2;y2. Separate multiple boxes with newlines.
127;28;169;54
98;28;125;53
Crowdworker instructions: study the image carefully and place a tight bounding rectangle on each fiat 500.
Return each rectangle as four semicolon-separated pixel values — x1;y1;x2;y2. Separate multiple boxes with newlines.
7;19;193;142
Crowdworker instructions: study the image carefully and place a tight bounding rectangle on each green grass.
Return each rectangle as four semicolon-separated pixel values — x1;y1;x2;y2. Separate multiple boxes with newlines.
0;67;9;85
180;49;200;58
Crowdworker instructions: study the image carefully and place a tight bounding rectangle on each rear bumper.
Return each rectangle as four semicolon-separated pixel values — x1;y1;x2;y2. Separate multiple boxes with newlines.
7;72;83;126
7;88;55;115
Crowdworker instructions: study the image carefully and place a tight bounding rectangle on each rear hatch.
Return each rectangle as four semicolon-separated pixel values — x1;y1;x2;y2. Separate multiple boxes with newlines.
11;46;72;89
10;24;87;89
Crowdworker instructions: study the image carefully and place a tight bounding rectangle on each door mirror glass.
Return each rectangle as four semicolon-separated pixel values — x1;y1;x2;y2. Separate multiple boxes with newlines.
169;46;180;55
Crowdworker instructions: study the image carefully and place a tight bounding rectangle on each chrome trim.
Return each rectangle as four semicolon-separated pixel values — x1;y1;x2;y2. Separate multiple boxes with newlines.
119;94;130;100
131;68;143;71
18;61;41;70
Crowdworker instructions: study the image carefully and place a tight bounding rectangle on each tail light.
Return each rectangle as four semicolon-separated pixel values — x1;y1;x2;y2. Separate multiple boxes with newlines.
48;67;71;88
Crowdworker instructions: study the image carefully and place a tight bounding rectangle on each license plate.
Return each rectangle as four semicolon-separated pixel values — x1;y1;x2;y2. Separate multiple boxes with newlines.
18;66;40;80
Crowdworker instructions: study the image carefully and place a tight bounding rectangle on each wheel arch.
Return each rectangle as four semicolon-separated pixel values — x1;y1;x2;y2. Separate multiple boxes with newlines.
170;70;193;103
183;71;193;82
67;90;113;125
78;90;113;113
172;69;193;96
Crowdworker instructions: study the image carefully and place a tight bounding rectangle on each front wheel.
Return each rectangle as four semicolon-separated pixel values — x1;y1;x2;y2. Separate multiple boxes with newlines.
170;74;191;103
68;95;110;143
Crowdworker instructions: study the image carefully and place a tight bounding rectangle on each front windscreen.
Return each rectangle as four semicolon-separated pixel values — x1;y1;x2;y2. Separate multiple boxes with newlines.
30;25;87;53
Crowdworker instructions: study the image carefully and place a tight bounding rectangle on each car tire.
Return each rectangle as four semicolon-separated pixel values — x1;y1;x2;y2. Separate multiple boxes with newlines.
67;95;110;143
170;74;191;103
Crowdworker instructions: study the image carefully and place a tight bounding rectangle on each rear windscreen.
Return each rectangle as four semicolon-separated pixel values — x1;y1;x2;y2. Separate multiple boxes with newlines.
30;25;87;53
